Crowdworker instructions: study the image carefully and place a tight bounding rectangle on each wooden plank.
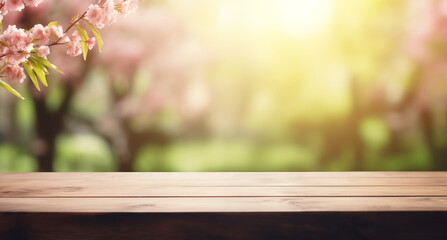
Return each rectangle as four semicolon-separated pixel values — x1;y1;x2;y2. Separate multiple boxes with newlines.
2;186;447;198
1;173;447;190
1;197;447;212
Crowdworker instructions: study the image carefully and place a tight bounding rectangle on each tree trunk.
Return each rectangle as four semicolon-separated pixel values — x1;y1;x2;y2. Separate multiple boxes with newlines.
33;85;74;172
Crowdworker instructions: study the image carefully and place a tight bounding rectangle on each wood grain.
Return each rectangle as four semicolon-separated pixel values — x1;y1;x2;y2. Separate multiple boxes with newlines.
1;172;447;212
2;173;447;191
2;186;447;197
1;172;447;239
1;197;447;212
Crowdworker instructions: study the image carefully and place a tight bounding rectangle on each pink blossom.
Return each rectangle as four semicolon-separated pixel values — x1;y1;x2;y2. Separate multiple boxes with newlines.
8;51;30;65
85;5;104;28
0;8;9;16
86;37;96;50
85;0;118;29
23;0;43;7
3;64;26;83
1;25;33;64
48;25;64;41
4;0;25;12
1;25;28;50
70;30;82;43
66;43;82;57
102;0;117;25
37;46;50;58
31;24;50;45
60;35;70;44
66;31;82;57
120;0;138;17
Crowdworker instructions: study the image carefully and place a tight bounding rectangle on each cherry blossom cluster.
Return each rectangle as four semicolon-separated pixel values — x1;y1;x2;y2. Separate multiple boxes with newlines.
0;0;44;21
86;0;138;29
0;0;139;99
0;24;58;83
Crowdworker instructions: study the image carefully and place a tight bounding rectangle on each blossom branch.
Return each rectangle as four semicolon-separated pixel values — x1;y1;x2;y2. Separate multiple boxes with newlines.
0;0;140;99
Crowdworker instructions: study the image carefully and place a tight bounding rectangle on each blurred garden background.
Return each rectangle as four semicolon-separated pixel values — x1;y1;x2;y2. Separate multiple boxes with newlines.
1;0;447;172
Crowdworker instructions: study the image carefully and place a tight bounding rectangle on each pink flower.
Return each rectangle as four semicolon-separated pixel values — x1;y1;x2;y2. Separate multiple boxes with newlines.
66;31;82;57
8;51;30;65
3;64;26;83
85;0;118;29
37;46;50;58
4;0;25;12
1;25;34;64
23;0;43;7
60;35;70;44
86;37;96;50
31;24;50;45
120;0;138;17
2;25;28;49
102;0;118;25
85;5;105;28
0;8;9;16
48;25;64;41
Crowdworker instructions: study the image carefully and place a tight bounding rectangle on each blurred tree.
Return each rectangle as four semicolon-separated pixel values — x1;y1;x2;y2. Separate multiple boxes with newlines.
401;0;447;169
1;1;207;171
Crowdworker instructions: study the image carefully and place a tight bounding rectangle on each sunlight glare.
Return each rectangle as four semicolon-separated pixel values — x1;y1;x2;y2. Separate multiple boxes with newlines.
278;0;334;36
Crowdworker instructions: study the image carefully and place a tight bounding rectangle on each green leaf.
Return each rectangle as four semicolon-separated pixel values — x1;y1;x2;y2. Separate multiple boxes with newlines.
70;14;79;24
29;56;49;74
31;55;64;74
0;41;7;47
37;62;49;75
0;79;24;99
75;24;89;42
21;62;40;91
84;19;103;53
81;41;88;61
28;59;48;87
47;21;58;27
0;21;2;31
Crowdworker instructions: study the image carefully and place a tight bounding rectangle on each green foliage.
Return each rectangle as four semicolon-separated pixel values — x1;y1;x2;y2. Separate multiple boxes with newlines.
0;79;24;99
54;134;116;172
0;145;37;172
359;117;390;150
84;19;103;53
28;58;48;87
47;21;58;27
134;145;166;171
134;141;318;172
4;54;63;99
22;62;40;91
257;143;317;171
75;24;90;60
31;54;64;74
81;41;88;61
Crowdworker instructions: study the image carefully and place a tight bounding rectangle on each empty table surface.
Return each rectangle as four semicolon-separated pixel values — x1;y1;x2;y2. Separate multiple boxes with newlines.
1;172;447;212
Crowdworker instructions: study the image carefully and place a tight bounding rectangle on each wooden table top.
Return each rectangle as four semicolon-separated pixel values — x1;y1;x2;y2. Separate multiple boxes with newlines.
1;172;447;213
